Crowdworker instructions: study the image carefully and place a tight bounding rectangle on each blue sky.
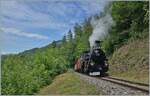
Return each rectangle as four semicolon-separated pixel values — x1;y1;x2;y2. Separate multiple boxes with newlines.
0;0;108;54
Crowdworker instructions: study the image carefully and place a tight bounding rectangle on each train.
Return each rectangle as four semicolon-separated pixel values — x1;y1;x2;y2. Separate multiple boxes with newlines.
74;40;108;76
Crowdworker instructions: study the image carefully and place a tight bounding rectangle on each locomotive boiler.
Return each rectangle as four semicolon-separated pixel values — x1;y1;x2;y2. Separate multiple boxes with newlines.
74;40;108;76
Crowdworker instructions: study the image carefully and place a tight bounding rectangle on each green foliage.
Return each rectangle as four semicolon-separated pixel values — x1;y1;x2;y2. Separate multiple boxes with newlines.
74;19;92;58
2;46;68;94
102;1;149;55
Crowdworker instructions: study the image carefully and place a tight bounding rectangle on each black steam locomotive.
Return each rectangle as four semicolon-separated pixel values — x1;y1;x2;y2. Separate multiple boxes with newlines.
74;41;108;76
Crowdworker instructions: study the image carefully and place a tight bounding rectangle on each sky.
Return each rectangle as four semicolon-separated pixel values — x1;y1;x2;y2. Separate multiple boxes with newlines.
0;0;108;54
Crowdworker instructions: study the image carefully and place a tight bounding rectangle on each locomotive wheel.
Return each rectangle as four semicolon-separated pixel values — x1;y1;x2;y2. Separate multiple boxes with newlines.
84;64;89;74
83;67;87;73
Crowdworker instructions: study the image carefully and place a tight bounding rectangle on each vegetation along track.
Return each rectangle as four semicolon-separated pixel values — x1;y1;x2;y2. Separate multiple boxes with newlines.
97;76;149;93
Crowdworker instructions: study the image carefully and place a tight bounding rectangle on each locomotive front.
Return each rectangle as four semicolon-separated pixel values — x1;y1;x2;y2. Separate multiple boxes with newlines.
89;40;109;76
74;40;108;76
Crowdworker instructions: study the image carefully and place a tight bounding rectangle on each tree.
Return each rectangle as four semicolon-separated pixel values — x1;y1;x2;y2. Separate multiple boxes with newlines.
62;35;67;44
74;23;82;39
67;30;73;42
51;40;56;48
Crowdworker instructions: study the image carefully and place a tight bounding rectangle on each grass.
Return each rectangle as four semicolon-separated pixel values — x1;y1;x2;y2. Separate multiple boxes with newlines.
109;70;149;84
109;37;149;84
38;71;102;95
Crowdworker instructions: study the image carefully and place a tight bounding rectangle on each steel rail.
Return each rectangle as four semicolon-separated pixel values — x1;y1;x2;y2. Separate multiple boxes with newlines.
99;76;149;93
76;72;149;93
106;76;149;86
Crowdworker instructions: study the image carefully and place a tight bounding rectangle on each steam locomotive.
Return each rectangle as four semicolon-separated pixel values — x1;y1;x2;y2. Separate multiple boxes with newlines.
74;40;108;76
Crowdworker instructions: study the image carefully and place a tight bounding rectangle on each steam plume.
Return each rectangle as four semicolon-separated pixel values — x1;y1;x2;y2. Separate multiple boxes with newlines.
89;13;114;47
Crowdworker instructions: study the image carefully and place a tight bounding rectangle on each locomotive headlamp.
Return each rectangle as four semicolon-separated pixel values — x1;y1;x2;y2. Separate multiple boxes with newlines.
105;63;108;66
90;62;94;66
105;61;109;66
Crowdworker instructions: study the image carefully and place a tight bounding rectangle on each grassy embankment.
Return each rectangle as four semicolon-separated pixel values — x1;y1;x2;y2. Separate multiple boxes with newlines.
108;37;149;84
38;71;102;95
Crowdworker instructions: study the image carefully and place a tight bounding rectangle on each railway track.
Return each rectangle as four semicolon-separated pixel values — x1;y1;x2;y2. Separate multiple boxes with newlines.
76;72;149;95
98;76;149;93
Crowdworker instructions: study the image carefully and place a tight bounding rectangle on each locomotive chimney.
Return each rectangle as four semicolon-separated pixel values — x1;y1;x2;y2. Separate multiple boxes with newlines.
89;40;101;58
92;40;101;49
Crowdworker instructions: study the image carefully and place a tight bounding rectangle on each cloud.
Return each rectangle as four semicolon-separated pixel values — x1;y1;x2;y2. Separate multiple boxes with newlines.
1;27;49;40
0;0;108;54
0;0;73;30
0;0;108;30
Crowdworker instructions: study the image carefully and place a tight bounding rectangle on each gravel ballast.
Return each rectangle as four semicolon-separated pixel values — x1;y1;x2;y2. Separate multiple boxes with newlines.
75;72;149;95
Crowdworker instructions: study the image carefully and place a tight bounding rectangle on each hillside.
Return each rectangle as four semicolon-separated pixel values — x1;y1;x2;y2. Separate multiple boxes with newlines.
109;37;149;84
38;71;101;95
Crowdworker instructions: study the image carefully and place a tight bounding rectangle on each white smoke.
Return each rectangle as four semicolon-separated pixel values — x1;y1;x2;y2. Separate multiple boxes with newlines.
89;13;114;47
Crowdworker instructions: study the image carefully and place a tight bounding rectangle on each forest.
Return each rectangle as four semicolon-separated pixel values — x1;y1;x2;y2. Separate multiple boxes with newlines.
1;1;149;94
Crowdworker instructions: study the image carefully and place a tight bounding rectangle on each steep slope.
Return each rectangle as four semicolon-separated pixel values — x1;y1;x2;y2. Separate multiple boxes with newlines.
38;71;101;95
109;37;149;84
